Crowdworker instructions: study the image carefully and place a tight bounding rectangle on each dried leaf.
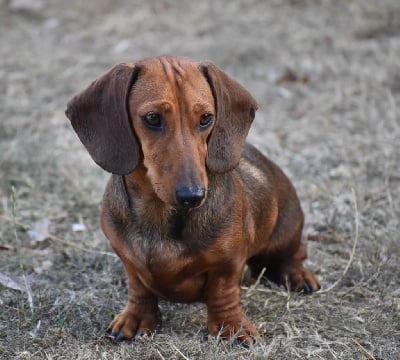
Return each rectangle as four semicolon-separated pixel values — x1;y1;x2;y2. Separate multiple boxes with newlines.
275;68;309;85
27;219;50;243
34;260;53;274
0;244;15;251
0;272;26;291
0;272;34;313
72;222;86;232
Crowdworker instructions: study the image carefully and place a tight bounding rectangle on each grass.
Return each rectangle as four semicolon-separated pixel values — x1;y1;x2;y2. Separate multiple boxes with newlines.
1;0;400;358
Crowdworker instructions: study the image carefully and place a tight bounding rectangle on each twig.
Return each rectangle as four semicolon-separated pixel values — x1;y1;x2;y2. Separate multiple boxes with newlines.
171;344;191;360
10;186;34;314
351;338;376;360
1;209;116;257
48;235;116;257
319;188;359;294
0;215;30;230
155;349;166;360
244;267;266;297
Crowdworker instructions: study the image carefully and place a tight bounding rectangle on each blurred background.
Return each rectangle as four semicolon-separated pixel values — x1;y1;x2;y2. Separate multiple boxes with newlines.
1;0;399;358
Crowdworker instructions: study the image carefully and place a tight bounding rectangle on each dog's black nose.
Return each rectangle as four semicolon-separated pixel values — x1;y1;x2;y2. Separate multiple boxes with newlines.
176;185;205;208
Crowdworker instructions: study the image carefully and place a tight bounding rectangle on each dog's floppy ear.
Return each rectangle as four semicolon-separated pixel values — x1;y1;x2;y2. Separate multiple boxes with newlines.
200;61;258;173
65;63;141;175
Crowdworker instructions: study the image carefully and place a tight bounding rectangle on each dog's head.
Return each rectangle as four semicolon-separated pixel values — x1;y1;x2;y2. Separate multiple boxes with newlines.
66;56;257;209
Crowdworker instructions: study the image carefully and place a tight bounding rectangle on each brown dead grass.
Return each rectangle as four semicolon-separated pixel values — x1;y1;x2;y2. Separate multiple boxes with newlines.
1;0;400;358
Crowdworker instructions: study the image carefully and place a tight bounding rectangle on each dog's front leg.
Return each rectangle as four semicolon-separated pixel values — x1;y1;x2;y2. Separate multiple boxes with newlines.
206;270;259;346
106;263;159;341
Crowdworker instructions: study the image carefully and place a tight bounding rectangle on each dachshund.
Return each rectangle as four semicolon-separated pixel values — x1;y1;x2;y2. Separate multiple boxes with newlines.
65;55;320;346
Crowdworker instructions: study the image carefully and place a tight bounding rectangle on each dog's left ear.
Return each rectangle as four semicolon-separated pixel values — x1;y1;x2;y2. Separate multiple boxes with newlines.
65;63;141;175
200;61;258;173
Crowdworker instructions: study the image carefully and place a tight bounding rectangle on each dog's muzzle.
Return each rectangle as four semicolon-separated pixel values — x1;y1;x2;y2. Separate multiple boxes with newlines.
175;185;205;209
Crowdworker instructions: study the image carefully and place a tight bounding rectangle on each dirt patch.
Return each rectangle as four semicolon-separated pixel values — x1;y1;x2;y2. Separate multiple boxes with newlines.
1;0;399;358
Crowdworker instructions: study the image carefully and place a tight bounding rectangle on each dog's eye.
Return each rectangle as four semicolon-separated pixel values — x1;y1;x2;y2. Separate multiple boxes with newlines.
199;113;214;129
142;112;163;129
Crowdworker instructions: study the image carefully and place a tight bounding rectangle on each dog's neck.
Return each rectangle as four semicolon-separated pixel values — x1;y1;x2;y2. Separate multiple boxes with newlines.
109;169;234;254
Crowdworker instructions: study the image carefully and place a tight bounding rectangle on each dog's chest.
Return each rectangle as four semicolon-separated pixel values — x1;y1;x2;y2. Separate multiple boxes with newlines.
129;212;217;301
167;212;186;240
133;209;216;253
133;234;207;302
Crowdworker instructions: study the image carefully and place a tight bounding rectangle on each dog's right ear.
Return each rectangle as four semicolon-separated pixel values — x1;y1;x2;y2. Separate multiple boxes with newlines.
65;63;141;175
200;61;257;173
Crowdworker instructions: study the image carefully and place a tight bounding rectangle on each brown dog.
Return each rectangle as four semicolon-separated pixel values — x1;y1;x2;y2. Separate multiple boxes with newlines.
65;56;319;346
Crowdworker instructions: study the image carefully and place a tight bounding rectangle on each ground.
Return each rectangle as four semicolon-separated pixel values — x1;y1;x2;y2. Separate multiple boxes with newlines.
1;0;399;359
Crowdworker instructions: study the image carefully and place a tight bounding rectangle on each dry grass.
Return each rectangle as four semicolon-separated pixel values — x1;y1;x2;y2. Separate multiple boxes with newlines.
1;0;400;358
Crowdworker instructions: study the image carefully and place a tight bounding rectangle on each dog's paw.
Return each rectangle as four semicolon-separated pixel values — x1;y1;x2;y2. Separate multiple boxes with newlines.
106;308;159;341
208;314;260;347
280;265;320;294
